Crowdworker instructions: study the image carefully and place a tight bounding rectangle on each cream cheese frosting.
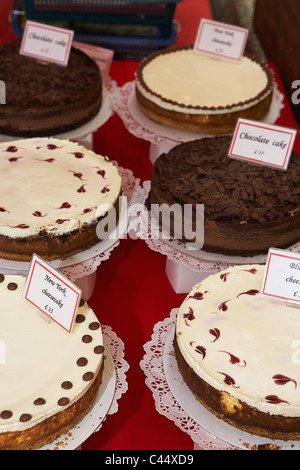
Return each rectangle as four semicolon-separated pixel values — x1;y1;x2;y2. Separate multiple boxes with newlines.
136;48;271;115
0;138;121;238
176;265;300;418
0;274;104;433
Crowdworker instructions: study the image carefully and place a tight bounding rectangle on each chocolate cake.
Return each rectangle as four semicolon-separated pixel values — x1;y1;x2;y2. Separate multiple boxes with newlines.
148;135;300;256
175;264;300;441
0;42;102;137
0;137;122;261
136;46;274;135
0;274;104;450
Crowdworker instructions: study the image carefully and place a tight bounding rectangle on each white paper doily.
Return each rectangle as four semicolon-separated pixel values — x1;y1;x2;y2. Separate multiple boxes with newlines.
111;80;285;148
41;324;129;450
0;166;145;283
0;87;114;143
141;309;300;450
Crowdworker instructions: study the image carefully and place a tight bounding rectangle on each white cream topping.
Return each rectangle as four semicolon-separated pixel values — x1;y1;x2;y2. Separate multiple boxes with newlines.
0;138;121;238
137;50;270;115
0;274;103;433
176;265;300;418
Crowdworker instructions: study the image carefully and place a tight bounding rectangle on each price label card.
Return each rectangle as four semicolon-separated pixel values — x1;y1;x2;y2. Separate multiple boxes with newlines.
194;18;248;62
229;119;297;170
24;254;81;334
262;249;300;305
20;20;74;66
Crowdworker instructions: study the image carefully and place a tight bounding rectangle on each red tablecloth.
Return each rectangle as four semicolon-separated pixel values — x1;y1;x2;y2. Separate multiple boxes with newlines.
0;0;300;452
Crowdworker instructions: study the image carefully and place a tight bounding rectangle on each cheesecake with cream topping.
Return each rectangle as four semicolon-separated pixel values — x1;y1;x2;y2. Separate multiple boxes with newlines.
0;138;122;261
136;46;274;134
175;265;300;440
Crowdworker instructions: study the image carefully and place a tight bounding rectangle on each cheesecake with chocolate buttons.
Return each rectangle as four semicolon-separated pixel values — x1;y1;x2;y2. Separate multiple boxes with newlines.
0;274;104;450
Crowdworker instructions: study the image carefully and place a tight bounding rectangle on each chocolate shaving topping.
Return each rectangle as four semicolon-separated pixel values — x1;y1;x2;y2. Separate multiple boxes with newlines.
152;136;300;225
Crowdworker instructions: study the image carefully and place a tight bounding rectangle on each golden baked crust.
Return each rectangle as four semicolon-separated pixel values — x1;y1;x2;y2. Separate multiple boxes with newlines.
174;336;300;441
136;87;273;135
0;363;104;450
0;197;120;262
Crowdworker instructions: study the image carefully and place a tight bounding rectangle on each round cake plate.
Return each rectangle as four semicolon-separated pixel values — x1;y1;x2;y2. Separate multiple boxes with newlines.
40;330;116;450
163;324;300;451
0;88;113;143
0;191;129;273
161;237;269;266
126;81;284;145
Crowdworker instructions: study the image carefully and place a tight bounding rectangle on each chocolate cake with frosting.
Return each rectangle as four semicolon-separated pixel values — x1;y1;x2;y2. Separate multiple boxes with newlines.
136;46;274;135
0;42;102;137
0;137;122;261
0;274;104;450
148;135;300;256
175;264;300;441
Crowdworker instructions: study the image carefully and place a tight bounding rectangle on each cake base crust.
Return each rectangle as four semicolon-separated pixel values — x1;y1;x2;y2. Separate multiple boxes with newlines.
174;336;300;441
136;87;273;135
0;363;104;450
0;200;119;262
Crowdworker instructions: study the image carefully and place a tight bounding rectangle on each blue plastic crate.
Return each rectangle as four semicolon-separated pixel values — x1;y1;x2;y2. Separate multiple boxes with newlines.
22;0;182;26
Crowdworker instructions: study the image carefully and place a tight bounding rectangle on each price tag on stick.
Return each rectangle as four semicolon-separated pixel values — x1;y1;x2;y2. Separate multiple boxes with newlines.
229;119;297;170
262;249;300;306
24;254;81;334
194;18;248;62
20;20;74;66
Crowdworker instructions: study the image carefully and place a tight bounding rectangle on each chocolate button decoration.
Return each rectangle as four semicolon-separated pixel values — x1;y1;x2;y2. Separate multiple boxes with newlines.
61;381;73;390
75;314;85;323
20;413;32;422
58;397;70;406
0;274;4;283
82;334;92;343
1;410;12;419
89;322;100;330
34;398;46;405
77;357;88;367
83;372;94;382
94;345;105;354
7;282;18;291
